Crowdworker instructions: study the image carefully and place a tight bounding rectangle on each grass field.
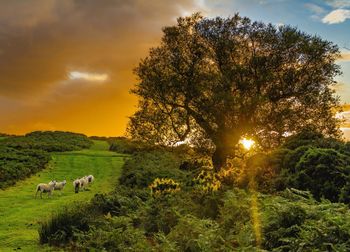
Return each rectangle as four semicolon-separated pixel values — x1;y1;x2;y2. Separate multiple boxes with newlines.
0;140;126;251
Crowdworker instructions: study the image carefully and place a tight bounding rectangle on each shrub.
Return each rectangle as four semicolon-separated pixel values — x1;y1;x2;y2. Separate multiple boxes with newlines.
72;216;153;251
219;190;251;232
119;150;186;188
0;146;50;188
91;187;146;216
109;137;152;154
293;148;350;202
149;178;180;195
262;189;350;251
263;204;307;250
141;196;183;235
218;189;257;248
239;133;350;203
193;170;221;193
39;203;92;246
167;215;228;251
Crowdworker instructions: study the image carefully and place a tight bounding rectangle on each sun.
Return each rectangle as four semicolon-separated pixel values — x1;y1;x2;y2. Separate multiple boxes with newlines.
240;138;255;150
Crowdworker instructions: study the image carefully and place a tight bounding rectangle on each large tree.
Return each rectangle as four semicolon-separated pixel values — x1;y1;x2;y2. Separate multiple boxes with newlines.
128;13;342;171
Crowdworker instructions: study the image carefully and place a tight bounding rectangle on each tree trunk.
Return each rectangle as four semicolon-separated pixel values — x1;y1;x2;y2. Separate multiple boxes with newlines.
212;144;229;172
212;133;240;172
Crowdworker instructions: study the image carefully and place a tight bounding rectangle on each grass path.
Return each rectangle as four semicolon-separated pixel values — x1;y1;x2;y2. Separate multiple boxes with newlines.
0;140;126;251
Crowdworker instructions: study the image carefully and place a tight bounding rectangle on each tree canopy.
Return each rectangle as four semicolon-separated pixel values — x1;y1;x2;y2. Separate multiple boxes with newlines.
128;13;342;171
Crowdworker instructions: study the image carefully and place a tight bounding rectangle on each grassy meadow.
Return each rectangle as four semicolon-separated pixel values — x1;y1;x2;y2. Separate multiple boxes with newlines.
0;140;126;251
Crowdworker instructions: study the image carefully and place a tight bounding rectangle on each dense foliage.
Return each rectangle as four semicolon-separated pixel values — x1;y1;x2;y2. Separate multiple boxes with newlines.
119;149;187;189
40;145;350;251
128;13;341;171
237;130;350;203
0;131;92;189
109;137;151;154
0;146;50;189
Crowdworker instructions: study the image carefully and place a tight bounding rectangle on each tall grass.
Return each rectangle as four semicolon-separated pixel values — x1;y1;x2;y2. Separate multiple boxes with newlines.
39;204;91;246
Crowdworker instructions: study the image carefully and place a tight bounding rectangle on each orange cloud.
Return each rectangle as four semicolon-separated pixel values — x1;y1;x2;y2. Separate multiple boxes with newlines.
0;0;203;136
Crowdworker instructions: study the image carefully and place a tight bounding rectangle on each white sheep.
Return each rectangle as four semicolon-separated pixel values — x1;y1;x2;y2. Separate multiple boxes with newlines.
35;180;56;199
73;177;88;193
73;178;81;194
79;177;88;191
86;175;94;184
53;179;67;194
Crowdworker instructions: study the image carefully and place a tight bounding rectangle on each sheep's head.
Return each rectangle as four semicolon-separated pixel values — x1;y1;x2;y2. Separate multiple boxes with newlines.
49;180;57;186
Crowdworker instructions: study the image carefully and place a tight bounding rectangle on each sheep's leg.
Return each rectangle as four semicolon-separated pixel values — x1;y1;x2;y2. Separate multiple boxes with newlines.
74;183;79;193
40;191;43;199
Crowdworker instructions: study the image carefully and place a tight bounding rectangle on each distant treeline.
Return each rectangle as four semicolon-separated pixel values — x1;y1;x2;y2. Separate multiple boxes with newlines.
0;131;92;189
2;131;92;152
0;133;15;138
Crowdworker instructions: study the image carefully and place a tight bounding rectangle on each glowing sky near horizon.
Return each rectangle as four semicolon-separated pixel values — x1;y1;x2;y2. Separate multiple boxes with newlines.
0;0;349;137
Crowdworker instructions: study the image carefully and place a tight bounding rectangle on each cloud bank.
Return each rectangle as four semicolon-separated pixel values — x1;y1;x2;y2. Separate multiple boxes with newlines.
0;0;202;136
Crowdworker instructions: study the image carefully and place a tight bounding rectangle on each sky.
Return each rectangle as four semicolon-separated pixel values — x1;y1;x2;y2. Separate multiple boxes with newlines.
0;0;349;137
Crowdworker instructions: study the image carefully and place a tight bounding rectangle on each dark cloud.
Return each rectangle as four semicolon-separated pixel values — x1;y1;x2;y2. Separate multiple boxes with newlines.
0;0;200;96
0;0;202;135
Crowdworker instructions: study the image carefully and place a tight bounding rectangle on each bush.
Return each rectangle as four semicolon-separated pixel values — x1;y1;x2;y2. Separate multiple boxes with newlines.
149;178;181;195
167;215;228;251
72;216;153;251
262;189;350;251
39;203;92;246
141;195;187;235
109;137;152;154
0;146;50;188
193;170;221;193
119;149;187;189
292;148;350;202
238;131;350;203
91;186;147;216
263;204;307;250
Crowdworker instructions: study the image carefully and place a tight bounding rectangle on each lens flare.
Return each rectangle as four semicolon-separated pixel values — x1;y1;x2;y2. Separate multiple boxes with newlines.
250;191;262;247
240;138;255;150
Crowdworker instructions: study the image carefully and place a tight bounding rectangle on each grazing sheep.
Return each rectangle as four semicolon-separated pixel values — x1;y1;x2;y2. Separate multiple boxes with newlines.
79;177;88;191
35;180;56;199
73;177;88;193
73;179;81;194
53;179;67;194
86;175;94;184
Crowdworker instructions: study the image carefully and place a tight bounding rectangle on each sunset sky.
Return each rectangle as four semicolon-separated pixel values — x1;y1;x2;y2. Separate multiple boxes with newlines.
0;0;349;137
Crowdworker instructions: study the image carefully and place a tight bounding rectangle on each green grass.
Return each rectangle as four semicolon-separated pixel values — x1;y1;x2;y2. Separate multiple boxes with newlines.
0;140;126;251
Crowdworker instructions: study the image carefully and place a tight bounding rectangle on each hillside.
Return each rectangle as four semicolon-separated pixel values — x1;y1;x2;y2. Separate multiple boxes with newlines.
0;140;125;251
38;139;350;251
